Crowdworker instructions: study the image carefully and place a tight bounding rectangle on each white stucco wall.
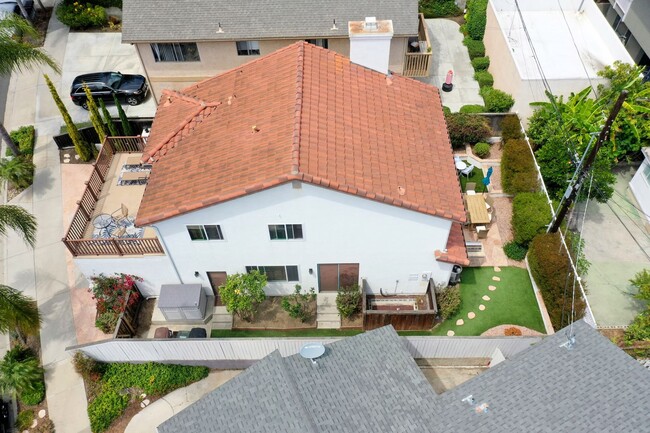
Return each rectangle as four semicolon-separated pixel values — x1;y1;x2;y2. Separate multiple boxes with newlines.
154;183;455;296
629;158;650;225
74;255;181;298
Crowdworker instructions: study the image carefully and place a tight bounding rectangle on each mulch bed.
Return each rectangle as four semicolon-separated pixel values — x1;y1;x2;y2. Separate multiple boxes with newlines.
233;297;317;330
341;312;363;329
480;324;544;337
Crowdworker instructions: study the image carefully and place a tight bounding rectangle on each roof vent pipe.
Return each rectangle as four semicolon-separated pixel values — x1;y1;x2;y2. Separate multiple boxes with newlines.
364;16;378;31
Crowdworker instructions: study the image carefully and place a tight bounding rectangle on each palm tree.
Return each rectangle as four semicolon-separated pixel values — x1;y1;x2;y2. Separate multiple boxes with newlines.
0;355;43;395
0;284;41;344
0;205;36;248
0;14;60;156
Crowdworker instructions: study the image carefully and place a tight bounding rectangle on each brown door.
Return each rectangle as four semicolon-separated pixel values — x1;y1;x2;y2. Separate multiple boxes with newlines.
207;271;227;306
317;264;359;292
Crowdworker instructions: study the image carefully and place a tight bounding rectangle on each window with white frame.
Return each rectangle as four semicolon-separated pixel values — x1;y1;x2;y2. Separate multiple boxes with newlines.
150;43;200;62
643;162;650;185
236;41;260;55
268;224;303;240
245;265;299;281
187;225;224;241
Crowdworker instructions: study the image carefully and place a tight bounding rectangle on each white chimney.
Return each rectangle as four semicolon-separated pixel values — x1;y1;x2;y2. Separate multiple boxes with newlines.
348;17;394;74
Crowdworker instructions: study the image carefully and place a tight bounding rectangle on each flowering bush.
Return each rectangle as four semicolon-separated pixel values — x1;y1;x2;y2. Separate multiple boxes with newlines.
89;274;141;333
218;271;267;321
56;2;107;29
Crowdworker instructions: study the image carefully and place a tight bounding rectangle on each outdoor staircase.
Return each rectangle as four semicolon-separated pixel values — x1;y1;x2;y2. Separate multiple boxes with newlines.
211;306;233;330
317;293;341;329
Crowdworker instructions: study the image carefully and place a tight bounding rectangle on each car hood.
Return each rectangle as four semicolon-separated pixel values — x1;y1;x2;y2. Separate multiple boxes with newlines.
117;74;146;90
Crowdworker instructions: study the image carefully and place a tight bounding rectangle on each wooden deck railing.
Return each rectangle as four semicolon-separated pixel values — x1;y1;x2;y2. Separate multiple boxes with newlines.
62;136;164;257
403;14;432;77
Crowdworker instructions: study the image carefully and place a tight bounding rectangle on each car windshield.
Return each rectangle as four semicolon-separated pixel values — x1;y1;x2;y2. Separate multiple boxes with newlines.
107;72;123;89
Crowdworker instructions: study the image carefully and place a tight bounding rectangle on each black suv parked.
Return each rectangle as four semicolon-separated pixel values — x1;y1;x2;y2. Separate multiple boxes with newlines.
70;72;149;109
0;399;10;433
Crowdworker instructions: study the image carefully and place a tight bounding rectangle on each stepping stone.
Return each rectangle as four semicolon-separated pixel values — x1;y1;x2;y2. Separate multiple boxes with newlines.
140;399;151;408
140;393;147;399
31;420;37;429
492;276;501;281
456;319;464;326
482;295;491;301
38;409;46;418
494;266;501;272
488;285;496;291
447;330;455;336
468;312;476;319
479;304;486;311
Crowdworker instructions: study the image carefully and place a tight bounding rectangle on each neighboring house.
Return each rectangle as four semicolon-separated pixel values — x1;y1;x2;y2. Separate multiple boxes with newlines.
121;0;433;101
67;41;467;300
598;0;650;66
157;322;650;433
484;0;634;121
630;147;650;226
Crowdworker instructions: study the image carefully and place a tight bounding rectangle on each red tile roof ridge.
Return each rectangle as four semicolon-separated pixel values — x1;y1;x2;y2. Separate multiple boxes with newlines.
435;222;470;266
159;89;211;107
291;41;305;175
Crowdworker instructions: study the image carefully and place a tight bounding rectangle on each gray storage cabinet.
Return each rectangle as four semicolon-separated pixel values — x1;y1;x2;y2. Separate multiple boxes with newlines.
158;284;208;321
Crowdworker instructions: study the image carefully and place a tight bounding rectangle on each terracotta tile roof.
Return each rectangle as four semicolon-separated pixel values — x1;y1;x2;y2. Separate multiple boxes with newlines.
136;41;465;226
435;223;469;266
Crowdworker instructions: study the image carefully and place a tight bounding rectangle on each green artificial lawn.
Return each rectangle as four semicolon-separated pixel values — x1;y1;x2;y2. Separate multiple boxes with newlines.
432;267;545;336
211;329;364;338
459;161;487;193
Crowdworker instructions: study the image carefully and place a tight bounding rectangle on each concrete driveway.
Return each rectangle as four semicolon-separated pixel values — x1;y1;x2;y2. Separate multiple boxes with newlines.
579;165;650;327
61;32;157;124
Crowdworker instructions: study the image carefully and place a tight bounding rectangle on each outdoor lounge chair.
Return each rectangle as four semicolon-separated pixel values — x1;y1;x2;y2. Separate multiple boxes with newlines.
461;164;475;177
111;203;128;224
466;182;476;194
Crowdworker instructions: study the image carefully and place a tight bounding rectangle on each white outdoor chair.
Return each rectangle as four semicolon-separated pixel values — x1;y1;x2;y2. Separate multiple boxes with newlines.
461;164;475;177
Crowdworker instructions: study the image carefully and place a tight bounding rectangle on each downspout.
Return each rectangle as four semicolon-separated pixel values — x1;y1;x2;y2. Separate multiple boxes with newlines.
151;224;183;284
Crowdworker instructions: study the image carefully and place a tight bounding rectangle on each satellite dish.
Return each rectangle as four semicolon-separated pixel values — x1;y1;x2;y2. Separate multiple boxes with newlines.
300;342;325;365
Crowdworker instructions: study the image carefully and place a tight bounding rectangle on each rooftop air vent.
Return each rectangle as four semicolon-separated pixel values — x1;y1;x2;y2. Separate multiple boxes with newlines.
364;17;378;31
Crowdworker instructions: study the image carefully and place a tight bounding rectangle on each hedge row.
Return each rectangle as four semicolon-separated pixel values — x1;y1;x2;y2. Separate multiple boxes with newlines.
528;232;586;330
512;192;552;246
500;139;539;194
419;0;461;18
466;0;489;41
444;112;491;148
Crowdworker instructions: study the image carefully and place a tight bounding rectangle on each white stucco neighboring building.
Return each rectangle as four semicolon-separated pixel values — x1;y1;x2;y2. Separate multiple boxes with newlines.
629;148;650;226
484;0;634;121
68;42;468;300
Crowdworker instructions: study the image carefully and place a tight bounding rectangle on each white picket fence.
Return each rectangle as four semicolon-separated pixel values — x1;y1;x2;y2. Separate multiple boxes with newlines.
68;335;541;364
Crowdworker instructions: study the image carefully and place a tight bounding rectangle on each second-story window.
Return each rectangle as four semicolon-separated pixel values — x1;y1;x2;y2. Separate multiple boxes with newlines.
151;43;200;62
268;224;303;240
305;39;328;49
236;41;260;55
187;225;224;241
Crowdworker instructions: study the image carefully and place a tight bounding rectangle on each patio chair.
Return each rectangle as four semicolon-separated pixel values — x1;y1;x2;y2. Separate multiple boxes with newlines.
111;203;129;224
111;226;126;238
461;164;475;177
466;182;476;194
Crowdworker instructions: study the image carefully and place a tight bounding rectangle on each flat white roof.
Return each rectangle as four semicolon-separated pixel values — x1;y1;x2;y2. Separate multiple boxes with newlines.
491;0;633;80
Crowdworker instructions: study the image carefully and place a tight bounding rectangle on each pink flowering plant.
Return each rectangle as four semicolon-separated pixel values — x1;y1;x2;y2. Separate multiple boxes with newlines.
89;273;142;333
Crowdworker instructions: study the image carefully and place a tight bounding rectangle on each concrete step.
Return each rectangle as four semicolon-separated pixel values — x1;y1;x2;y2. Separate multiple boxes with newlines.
211;321;233;330
317;313;341;322
213;306;230;314
317;321;341;329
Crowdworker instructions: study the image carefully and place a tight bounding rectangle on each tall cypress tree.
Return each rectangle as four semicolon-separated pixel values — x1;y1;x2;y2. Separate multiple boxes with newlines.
44;74;94;162
113;94;134;136
83;85;107;144
99;98;118;136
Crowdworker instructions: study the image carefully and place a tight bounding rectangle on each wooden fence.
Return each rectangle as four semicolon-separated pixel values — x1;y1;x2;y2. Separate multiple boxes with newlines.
62;136;165;257
67;335;541;366
114;284;144;338
403;14;432;77
53;119;153;149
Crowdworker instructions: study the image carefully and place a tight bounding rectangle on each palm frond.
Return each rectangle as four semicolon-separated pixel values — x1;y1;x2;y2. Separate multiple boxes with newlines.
0;15;60;74
0;284;41;335
0;205;37;247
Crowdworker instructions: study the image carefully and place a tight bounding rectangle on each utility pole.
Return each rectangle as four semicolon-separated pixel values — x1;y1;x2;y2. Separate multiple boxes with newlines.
548;91;628;233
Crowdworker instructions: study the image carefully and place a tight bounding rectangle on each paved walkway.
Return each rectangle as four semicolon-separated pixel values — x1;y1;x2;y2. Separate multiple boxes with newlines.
417;18;483;112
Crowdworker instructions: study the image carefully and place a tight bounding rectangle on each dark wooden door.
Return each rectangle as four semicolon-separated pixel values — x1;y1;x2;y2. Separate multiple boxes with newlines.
317;264;359;292
207;271;227;306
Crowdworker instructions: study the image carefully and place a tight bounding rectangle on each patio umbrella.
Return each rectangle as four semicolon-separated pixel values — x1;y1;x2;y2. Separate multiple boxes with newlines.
482;166;493;187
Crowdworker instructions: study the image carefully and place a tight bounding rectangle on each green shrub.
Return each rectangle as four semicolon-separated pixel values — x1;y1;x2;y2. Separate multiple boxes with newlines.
3;344;35;362
444;112;491;148
501;139;539;194
0;156;35;189
102;362;209;395
512;193;552;246
466;0;488;40
87;390;129;433
459;104;485;114
480;87;514;112
438;286;461;319
503;241;527;261
19;378;45;406
16;410;34;431
95;312;119;334
56;2;107;29
336;284;361;319
473;142;490;158
219;271;267;321
624;311;650;343
463;37;485;58
442;105;452;115
281;284;316;323
459;23;468;36
500;114;522;140
7;125;35;156
528;232;587;330
419;0;461;18
474;70;494;87
73;352;105;381
471;56;490;71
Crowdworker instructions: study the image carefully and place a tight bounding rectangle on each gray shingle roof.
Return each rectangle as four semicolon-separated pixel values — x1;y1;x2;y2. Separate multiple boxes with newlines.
122;0;418;43
157;323;650;433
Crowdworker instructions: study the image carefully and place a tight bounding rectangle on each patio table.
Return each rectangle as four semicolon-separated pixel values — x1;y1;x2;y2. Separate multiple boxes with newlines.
455;159;467;170
466;194;491;225
92;214;114;229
